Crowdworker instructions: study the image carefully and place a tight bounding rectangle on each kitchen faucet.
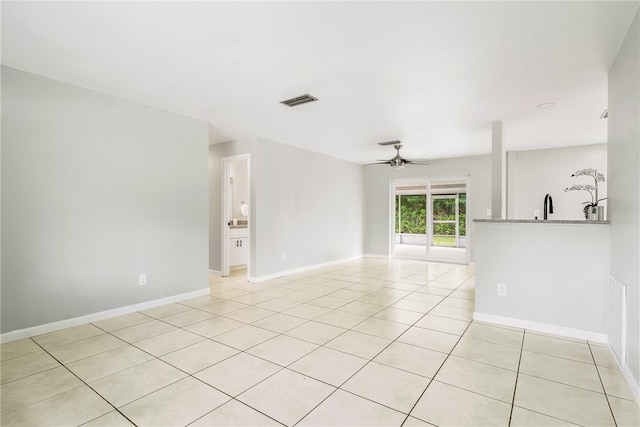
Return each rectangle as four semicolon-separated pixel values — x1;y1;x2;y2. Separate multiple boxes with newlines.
544;194;554;220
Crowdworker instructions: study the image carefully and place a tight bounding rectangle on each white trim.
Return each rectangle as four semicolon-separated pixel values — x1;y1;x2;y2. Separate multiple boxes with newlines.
209;269;222;276
618;357;640;400
473;312;608;343
249;255;363;283
0;288;210;344
362;253;391;259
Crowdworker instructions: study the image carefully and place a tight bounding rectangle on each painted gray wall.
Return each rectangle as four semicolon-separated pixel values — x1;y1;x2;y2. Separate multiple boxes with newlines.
608;9;639;385
209;137;364;279
1;67;210;333
474;222;610;334
364;155;492;261
253;138;364;278
511;144;608;220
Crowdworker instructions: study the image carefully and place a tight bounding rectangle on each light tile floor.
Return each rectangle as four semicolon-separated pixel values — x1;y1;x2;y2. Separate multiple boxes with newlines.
1;258;638;426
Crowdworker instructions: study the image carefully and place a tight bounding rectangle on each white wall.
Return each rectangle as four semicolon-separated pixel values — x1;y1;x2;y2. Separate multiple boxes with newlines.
509;144;607;220
608;9;639;389
1;67;210;333
364;155;492;261
209;137;365;280
229;159;249;220
474;222;610;337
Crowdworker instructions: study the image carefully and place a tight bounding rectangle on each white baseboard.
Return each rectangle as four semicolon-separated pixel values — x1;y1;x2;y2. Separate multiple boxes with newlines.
249;255;363;283
620;361;640;401
363;253;391;259
606;342;640;401
0;288;210;344
473;312;608;343
208;269;222;276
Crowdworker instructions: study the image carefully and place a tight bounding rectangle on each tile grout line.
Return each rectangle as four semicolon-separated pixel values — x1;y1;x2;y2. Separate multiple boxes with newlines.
26;337;139;427
399;316;475;426
588;341;619;426
4;260;470;426
507;329;526;426
95;307;291;426
310;271;473;425
279;264;470;425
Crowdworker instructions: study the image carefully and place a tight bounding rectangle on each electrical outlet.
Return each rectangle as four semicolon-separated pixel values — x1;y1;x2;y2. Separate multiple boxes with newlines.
139;274;147;286
282;252;287;261
534;209;540;219
486;209;492;217
497;283;507;296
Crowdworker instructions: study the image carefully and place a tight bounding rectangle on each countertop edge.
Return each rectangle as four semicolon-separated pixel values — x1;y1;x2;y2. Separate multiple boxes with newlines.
473;219;610;224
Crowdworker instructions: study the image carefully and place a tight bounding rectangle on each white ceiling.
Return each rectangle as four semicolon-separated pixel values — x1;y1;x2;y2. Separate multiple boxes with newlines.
2;1;637;164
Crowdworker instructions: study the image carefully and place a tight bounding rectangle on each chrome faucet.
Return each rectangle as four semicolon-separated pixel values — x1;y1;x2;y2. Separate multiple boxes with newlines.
544;194;554;220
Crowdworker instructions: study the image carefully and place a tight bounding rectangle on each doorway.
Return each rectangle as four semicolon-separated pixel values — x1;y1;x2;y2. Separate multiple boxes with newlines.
222;154;250;278
393;181;428;261
429;179;468;263
391;177;469;264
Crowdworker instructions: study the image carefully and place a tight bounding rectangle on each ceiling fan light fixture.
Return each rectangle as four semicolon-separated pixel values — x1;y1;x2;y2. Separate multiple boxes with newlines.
390;156;405;169
369;140;428;169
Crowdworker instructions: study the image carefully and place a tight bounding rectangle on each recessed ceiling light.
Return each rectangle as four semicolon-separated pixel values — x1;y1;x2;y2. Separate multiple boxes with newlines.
536;102;556;109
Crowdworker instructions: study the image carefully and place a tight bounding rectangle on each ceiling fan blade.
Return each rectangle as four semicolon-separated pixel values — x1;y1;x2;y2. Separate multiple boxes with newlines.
377;140;402;146
405;160;431;165
365;161;391;166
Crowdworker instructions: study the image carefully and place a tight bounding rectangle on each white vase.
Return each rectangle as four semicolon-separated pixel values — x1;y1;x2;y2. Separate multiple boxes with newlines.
597;205;605;221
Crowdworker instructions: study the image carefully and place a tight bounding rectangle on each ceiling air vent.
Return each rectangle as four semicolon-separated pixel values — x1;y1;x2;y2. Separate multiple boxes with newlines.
600;109;609;119
280;93;318;107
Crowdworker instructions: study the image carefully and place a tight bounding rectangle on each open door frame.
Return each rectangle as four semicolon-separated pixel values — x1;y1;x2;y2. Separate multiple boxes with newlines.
221;154;251;277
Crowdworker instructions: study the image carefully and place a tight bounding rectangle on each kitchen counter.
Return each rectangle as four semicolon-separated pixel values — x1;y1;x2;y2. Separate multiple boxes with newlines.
474;219;609;224
473;219;609;341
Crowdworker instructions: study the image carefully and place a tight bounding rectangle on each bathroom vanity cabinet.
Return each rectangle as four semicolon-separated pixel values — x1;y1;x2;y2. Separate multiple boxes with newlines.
229;228;249;267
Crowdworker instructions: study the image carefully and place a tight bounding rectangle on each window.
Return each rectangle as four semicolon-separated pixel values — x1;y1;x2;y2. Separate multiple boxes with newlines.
432;193;466;247
395;194;427;234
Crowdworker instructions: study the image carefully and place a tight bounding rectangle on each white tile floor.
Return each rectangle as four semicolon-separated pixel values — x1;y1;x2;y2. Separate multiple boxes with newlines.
394;244;467;264
1;258;638;426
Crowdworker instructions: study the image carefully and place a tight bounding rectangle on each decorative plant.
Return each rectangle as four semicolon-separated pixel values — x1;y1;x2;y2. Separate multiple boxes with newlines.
564;168;606;218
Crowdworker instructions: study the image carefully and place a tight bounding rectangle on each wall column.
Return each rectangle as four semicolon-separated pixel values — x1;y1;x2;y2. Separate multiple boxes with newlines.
491;121;506;219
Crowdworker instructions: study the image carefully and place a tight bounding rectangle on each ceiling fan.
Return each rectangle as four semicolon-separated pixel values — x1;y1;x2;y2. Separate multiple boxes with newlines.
368;140;430;169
